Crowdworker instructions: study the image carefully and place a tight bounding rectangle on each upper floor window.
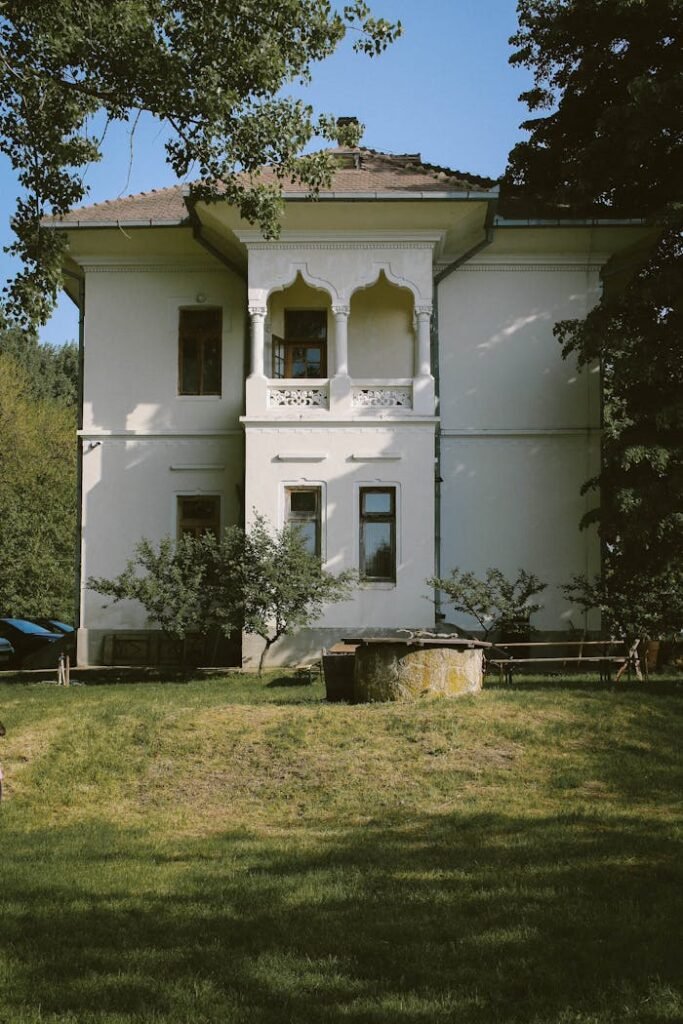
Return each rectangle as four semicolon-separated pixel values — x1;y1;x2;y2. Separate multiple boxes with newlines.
178;308;222;395
285;486;321;557
177;495;220;539
273;309;327;379
359;487;396;582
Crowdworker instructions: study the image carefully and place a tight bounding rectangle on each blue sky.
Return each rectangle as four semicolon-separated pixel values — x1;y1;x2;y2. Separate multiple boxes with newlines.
0;0;532;346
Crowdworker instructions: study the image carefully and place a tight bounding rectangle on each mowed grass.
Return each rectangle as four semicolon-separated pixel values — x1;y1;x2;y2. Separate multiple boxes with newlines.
0;674;681;1024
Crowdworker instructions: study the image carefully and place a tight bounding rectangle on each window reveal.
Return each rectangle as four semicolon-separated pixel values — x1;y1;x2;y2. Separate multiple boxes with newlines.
178;308;222;395
177;495;221;538
285;487;321;557
359;487;396;582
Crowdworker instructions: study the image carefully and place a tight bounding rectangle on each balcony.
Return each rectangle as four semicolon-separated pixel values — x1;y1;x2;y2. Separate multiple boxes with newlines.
246;375;434;420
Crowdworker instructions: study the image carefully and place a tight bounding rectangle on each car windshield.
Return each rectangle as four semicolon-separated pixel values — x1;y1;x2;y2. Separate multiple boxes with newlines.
2;618;59;636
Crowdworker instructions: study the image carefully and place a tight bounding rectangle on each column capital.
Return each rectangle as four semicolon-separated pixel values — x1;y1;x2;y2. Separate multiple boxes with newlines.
248;305;267;319
415;304;433;320
331;304;350;319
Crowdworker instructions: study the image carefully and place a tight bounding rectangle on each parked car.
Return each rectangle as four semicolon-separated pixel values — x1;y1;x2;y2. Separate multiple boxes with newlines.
29;619;75;635
0;618;64;668
0;637;15;667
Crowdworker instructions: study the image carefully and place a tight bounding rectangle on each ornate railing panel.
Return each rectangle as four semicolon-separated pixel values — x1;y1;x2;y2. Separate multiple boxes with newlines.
352;382;413;409
268;381;329;409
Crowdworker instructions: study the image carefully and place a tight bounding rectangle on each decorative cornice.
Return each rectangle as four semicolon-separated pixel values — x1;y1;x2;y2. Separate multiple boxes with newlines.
240;417;439;428
434;259;605;274
236;229;444;246
79;262;224;274
440;427;600;437
248;240;439;252
78;429;242;438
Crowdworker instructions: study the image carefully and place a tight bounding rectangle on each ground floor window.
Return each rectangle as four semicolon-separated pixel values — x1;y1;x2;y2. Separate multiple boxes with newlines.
359;487;396;582
177;495;220;538
285;487;321;556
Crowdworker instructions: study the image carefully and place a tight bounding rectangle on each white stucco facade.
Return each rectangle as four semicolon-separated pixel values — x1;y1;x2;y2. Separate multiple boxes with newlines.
58;152;650;667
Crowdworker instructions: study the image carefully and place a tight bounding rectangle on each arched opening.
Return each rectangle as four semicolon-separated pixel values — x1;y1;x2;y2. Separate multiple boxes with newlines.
268;274;332;379
348;272;415;379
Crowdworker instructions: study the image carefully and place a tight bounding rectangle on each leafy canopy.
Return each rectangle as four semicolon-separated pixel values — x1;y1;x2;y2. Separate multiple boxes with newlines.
428;568;547;640
0;352;77;620
505;0;683;638
89;515;355;672
0;1;400;327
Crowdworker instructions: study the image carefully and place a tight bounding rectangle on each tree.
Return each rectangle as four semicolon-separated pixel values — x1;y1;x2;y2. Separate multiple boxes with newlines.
240;515;354;674
427;567;547;641
0;1;401;327
0;353;77;619
0;327;78;405
88;530;244;663
88;516;355;673
505;0;683;638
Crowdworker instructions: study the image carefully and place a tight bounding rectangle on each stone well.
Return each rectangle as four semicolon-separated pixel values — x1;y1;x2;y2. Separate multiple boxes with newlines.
353;639;484;702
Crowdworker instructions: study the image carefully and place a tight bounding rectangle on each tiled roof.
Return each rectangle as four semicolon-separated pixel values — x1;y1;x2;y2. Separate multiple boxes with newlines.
52;149;496;226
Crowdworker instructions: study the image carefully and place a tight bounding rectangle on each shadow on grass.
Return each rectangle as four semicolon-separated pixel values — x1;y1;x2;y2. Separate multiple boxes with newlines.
1;809;681;1024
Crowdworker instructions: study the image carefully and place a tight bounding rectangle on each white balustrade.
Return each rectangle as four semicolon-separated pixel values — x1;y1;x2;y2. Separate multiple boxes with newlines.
267;380;330;409
352;380;413;409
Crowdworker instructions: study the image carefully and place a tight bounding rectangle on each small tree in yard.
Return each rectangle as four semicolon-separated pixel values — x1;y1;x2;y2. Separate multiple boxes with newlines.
88;530;243;665
428;568;547;641
89;516;354;674
563;567;683;645
241;515;355;675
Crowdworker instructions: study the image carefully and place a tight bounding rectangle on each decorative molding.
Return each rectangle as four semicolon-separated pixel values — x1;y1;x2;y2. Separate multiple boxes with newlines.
276;453;328;462
249;241;439;252
236;229;444;246
435;260;605;274
350;453;402;462
78;429;242;438
440;427;600;437
169;464;227;471
240;417;439;428
80;262;224;274
331;304;351;318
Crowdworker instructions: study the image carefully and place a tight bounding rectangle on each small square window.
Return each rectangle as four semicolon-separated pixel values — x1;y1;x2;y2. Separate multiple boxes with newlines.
178;308;222;395
177;495;220;538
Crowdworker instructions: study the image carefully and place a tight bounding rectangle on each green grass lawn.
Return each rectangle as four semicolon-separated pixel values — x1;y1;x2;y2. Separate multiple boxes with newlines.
0;674;681;1023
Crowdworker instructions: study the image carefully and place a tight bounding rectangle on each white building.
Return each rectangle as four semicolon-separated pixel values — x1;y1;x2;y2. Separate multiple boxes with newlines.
54;148;651;667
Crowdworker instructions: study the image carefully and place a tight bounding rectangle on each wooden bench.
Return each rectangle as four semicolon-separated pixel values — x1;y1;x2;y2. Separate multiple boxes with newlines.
486;639;641;684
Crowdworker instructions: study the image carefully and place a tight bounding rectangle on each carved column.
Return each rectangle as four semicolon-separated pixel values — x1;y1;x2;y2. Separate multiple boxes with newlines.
415;306;433;378
332;304;350;377
246;305;268;413
248;305;267;378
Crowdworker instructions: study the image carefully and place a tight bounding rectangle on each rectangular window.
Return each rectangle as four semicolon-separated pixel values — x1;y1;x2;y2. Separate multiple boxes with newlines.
272;309;327;379
285;487;321;557
178;308;222;395
359;487;396;582
177;496;220;538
